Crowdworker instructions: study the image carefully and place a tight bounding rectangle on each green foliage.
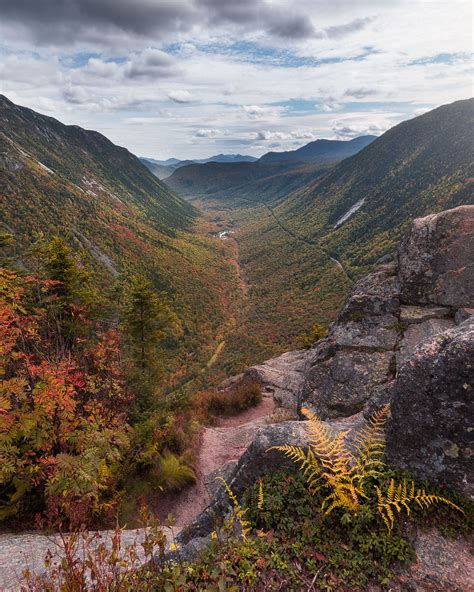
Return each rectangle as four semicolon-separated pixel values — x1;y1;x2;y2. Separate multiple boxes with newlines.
122;274;180;408
297;322;329;349
20;469;471;591
156;452;196;491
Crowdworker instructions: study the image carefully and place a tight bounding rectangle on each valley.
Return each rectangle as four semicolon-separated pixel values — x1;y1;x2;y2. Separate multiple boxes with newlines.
1;94;473;590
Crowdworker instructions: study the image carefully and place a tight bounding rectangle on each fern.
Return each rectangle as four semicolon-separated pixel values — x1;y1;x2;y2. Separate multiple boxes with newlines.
376;478;464;531
352;405;389;482
257;479;264;510
216;476;252;539
270;405;464;531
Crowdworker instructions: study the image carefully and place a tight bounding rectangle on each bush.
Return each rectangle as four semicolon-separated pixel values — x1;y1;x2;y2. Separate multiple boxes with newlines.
155;452;196;491
296;322;328;349
195;379;262;418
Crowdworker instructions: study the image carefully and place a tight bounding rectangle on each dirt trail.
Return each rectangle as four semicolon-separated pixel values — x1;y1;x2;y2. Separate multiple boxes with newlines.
0;395;275;590
157;393;275;527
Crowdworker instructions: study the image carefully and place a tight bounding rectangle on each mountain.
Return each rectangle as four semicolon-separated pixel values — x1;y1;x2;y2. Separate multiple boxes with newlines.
258;135;376;165
139;159;178;179
232;98;474;355
273;98;474;276
0;94;240;388
140;153;258;180
165;136;375;205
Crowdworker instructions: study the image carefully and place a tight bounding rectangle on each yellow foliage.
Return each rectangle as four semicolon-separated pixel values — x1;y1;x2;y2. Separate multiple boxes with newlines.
375;478;464;532
270;404;464;530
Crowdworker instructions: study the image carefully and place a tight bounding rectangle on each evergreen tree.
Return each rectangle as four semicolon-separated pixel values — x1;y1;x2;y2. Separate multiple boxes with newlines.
122;275;179;408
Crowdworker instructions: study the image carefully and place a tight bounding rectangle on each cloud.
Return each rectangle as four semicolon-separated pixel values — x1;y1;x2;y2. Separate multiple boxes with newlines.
168;90;194;103
242;105;286;118
124;49;176;79
332;122;386;138
194;128;220;137
344;87;377;99
325;17;373;39
0;0;194;46
0;0;316;48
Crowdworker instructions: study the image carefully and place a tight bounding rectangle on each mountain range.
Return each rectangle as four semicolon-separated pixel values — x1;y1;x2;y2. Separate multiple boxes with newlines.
1;93;473;381
175;98;473;362
164;136;376;206
140;153;257;179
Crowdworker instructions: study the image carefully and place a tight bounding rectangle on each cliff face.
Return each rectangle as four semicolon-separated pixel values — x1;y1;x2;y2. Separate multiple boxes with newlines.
219;205;473;496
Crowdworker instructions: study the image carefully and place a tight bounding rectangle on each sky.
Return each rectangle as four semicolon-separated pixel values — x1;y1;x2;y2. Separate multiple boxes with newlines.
0;0;472;160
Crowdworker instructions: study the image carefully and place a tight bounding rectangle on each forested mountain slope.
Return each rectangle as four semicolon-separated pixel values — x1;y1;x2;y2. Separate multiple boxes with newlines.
140;153;257;180
165;136;374;205
221;98;474;358
0;94;240;388
275;98;474;277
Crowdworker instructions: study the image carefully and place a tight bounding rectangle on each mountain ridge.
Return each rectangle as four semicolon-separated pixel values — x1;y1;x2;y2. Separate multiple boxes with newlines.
0;93;243;389
164;135;375;204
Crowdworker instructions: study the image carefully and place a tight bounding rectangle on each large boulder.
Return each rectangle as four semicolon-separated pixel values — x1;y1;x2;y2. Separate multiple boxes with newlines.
398;205;474;307
301;263;400;418
303;348;395;418
386;318;474;497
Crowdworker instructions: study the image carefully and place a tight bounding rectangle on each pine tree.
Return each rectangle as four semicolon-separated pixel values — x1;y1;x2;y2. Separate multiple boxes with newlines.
122;275;179;408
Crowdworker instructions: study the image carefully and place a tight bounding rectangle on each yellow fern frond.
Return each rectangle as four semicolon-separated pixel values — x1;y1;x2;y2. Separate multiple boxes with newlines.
376;479;464;531
353;405;390;484
257;479;264;510
216;476;252;539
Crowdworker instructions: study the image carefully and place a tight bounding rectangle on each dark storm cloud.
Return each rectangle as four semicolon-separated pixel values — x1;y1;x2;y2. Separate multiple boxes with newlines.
0;0;317;45
198;0;315;39
0;0;193;44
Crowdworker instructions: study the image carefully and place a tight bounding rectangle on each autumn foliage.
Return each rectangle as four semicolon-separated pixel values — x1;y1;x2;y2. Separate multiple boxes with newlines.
0;260;133;524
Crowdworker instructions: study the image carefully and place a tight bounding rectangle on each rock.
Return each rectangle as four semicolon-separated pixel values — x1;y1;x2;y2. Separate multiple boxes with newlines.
396;318;455;369
399;305;452;324
300;264;400;418
386;318;474;497
164;536;211;564
455;307;474;324
337;263;400;320
303;349;395;419
363;380;396;419
205;460;238;497
219;350;310;411
398;205;474;307
178;421;308;544
178;415;366;545
330;312;399;350
393;529;474;592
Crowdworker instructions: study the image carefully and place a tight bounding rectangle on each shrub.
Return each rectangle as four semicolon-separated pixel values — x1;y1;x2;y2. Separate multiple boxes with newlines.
155;452;196;491
296;322;328;349
195;378;262;418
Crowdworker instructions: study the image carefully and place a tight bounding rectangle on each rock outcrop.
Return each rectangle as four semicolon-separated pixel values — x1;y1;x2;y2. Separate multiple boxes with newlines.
398;205;474;307
222;206;473;427
386;318;474;497
176;206;473;581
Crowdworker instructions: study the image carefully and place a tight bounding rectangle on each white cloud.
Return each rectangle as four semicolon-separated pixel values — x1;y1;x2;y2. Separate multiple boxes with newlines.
0;1;471;158
168;90;194;103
